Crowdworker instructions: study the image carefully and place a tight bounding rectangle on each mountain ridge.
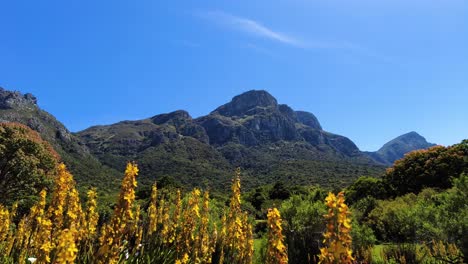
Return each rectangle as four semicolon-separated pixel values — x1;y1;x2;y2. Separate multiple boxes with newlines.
75;89;383;189
0;87;437;190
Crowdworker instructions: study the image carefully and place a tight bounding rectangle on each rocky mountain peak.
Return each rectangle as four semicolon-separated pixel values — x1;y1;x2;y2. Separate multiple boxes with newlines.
0;87;37;110
378;131;434;152
296;111;322;130
212;90;278;117
151;110;192;126
367;131;436;165
393;131;425;142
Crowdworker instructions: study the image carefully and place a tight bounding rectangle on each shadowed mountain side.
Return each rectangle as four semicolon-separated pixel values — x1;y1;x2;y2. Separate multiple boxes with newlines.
366;131;436;165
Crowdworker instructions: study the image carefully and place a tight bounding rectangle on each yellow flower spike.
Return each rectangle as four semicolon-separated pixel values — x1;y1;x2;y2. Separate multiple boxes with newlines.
319;192;354;264
37;219;53;263
148;183;158;235
0;206;10;242
222;169;254;264
168;189;182;245
197;191;214;263
266;208;288;264
157;198;166;224
55;228;78;264
160;201;171;243
96;162;139;263
85;188;99;238
177;187;202;260
48;163;75;233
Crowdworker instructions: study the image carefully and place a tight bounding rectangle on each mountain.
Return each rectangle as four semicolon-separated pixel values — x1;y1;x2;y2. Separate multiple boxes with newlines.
77;110;233;189
76;90;385;190
0;87;120;195
2;87;435;192
366;132;436;165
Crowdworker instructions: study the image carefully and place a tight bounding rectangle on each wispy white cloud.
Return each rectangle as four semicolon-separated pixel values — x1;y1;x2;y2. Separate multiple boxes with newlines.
196;10;397;64
197;10;302;47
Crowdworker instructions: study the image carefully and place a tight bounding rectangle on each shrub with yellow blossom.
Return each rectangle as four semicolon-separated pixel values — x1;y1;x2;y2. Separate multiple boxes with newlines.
266;208;288;264
219;168;254;264
422;240;464;263
147;184;158;235
55;228;78;263
97;162;139;264
85;188;99;238
319;191;354;264
0;161;266;264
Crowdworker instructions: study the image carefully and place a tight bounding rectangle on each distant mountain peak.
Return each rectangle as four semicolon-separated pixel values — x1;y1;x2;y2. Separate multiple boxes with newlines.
212;90;278;117
0;87;38;110
367;131;436;165
405;131;419;136
378;131;434;152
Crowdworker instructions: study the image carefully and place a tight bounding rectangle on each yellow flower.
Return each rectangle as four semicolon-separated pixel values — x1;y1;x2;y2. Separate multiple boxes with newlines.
0;205;10;242
96;162;139;263
55;228;78;264
319;192;354;264
222;169;254;264
266;208;288;264
147;183;158;235
85;188;99;237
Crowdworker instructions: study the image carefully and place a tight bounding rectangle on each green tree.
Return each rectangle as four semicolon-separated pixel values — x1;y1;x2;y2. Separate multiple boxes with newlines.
280;190;326;264
384;140;468;197
367;193;419;242
435;174;468;257
0;122;59;213
346;176;387;204
269;181;291;200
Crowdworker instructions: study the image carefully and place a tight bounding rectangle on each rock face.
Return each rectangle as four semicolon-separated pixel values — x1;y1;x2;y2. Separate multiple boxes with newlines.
212;90;278;117
0;87;37;110
366;131;436;165
76;89;383;189
196;90;360;156
296;111;322;130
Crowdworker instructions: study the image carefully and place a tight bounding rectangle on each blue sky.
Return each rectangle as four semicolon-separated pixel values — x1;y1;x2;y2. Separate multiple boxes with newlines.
1;0;467;151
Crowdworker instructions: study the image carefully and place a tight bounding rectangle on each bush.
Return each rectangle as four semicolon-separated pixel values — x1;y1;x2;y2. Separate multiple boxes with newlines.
0;122;59;215
280;193;326;264
381;244;426;264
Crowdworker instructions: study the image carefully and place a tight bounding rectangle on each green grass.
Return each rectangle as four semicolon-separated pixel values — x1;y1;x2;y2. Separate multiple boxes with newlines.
372;244;386;262
253;238;266;264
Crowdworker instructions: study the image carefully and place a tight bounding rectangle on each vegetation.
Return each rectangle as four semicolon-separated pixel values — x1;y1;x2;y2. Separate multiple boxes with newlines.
0;118;466;263
0;122;59;215
384;140;468;197
0;163;258;263
266;208;288;264
318;192;354;263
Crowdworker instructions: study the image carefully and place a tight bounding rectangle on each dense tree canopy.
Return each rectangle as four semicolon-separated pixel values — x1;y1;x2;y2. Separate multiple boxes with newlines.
384;140;468;197
345;176;387;204
0;122;59;210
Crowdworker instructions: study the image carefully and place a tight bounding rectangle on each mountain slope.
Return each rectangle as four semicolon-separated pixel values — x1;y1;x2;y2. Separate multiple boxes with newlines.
0;87;120;194
2;87;438;191
77;90;385;189
366;131;436;165
78;112;233;189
